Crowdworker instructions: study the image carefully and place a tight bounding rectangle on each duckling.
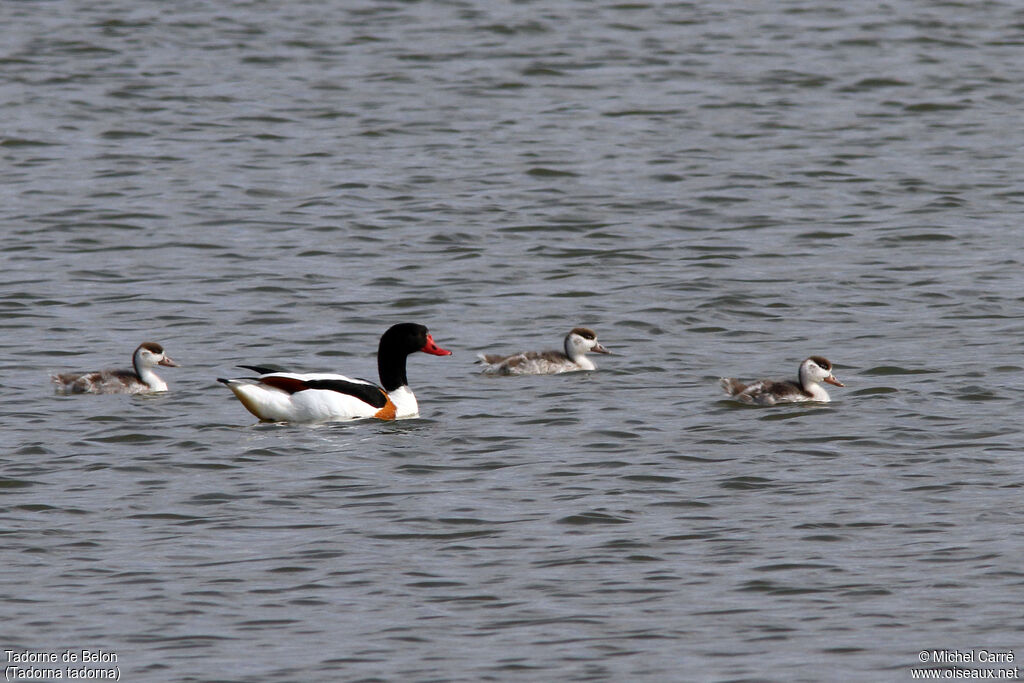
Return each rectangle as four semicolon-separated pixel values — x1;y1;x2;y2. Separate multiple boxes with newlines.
478;327;610;375
720;356;843;405
52;342;179;394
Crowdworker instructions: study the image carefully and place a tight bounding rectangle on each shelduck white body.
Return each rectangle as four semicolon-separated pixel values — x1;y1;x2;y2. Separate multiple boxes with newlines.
478;327;610;375
218;323;451;423
51;342;179;394
719;356;844;405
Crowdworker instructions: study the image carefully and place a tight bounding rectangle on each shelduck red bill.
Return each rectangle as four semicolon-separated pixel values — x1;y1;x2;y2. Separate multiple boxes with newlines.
421;334;452;356
824;375;844;387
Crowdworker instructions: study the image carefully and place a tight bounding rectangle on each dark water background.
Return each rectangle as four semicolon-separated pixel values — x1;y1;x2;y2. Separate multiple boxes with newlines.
3;1;1024;681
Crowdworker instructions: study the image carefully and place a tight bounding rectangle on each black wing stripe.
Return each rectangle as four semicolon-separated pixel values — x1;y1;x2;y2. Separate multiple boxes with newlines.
238;364;290;375
304;379;388;408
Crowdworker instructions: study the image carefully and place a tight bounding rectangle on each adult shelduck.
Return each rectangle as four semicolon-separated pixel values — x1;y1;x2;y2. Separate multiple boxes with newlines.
51;342;180;394
477;327;610;375
218;322;451;422
719;356;844;405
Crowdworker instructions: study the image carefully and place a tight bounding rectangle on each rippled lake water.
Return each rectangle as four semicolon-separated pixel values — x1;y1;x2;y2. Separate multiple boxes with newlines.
3;1;1024;681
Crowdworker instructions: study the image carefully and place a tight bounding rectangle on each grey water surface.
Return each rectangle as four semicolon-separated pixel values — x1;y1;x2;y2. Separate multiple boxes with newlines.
3;1;1024;681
